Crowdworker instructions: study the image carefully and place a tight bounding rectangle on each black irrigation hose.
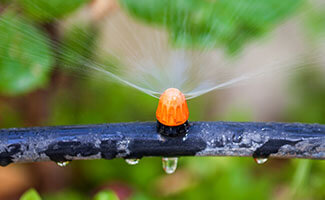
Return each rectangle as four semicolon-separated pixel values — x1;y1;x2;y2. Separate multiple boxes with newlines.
0;121;324;166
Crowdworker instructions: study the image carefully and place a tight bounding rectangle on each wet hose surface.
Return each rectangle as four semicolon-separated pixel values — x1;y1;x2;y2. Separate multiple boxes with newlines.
0;121;324;166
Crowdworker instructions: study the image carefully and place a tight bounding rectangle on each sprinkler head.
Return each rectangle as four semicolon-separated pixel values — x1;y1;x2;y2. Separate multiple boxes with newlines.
156;88;189;137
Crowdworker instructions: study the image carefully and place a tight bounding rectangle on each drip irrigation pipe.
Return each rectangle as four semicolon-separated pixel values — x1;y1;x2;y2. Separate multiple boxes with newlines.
0;121;324;166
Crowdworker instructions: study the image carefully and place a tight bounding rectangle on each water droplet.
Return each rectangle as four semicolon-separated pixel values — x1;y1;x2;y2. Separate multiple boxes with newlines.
254;157;268;164
125;158;140;165
162;157;178;174
182;134;188;141
57;161;70;167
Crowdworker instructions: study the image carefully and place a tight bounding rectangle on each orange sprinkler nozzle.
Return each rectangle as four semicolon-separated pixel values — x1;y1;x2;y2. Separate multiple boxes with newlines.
156;88;189;126
156;88;190;137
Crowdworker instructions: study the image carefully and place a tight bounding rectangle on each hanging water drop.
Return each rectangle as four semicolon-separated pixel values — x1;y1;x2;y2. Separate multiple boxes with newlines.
57;161;70;167
125;158;140;165
254;157;268;164
162;157;178;174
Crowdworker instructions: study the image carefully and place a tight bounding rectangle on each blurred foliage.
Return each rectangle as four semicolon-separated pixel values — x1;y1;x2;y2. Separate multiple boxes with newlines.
291;160;312;198
44;190;86;200
0;0;324;200
21;188;119;200
20;189;42;200
0;11;53;95
120;0;304;54
0;0;11;4
0;1;96;96
0;101;23;128
303;3;325;39
94;190;119;200
287;65;325;124
17;0;90;22
49;80;158;124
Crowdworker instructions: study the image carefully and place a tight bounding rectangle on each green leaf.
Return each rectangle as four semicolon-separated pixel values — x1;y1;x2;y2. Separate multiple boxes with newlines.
0;11;53;95
20;189;42;200
120;0;304;54
93;190;119;200
18;0;89;22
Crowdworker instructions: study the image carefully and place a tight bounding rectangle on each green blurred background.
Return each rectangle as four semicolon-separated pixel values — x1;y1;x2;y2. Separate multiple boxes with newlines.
0;0;325;199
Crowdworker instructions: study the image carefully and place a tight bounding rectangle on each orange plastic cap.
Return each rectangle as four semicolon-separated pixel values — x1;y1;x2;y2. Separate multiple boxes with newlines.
156;88;189;126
